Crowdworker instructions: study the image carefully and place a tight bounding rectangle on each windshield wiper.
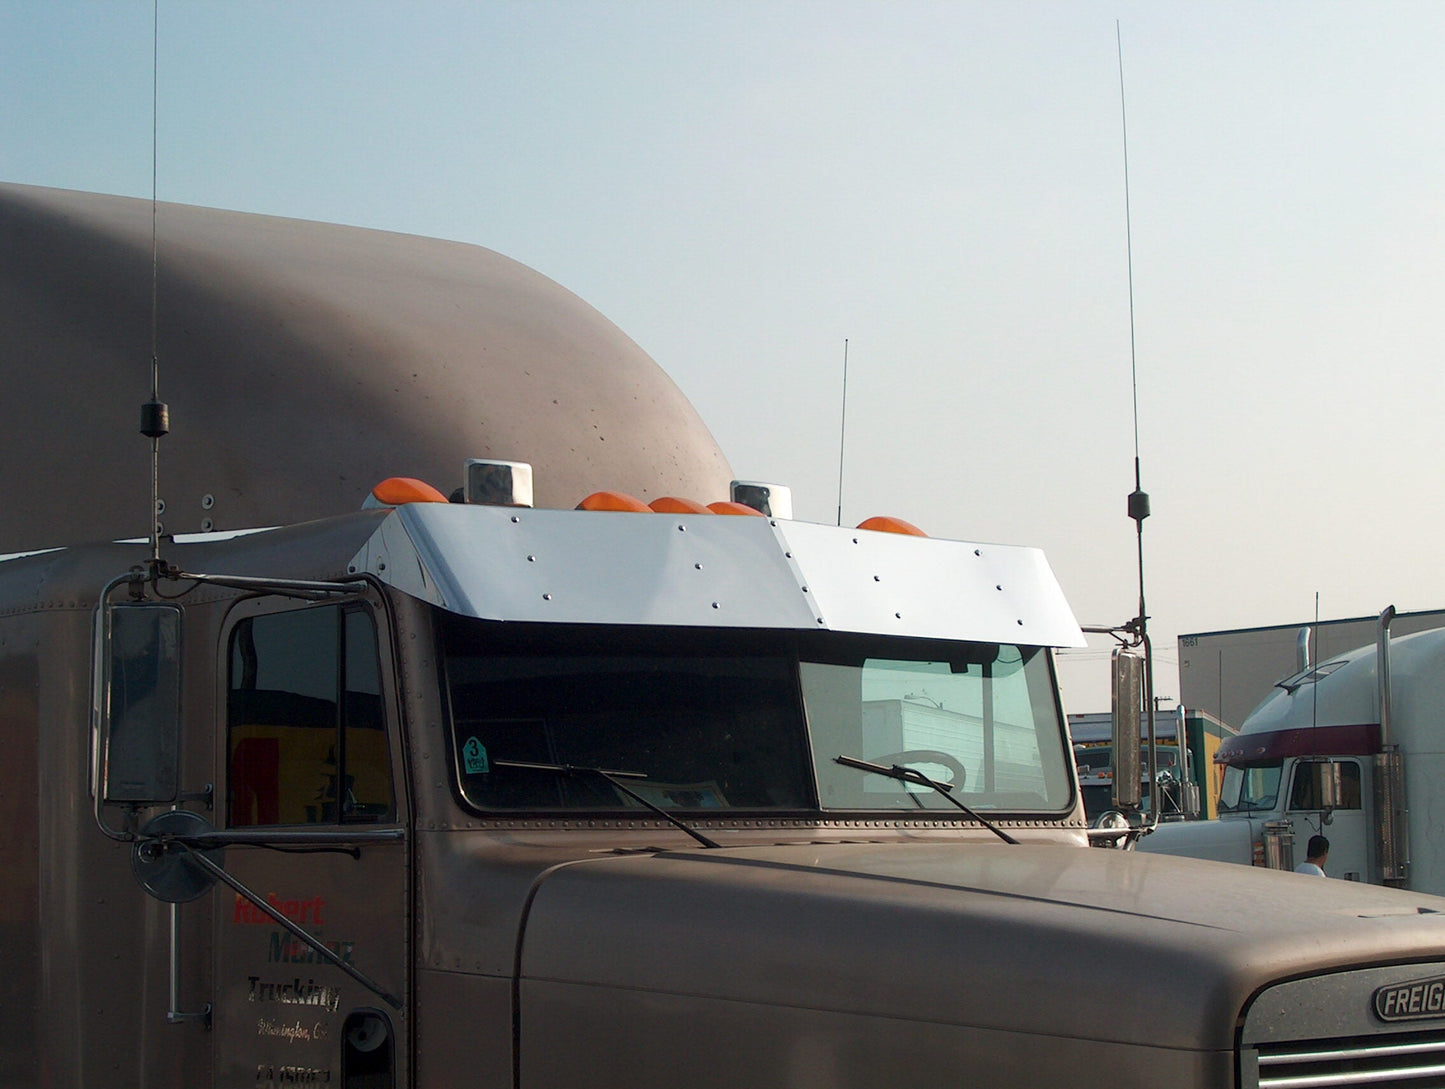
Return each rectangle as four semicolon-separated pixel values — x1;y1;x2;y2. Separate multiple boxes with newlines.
834;754;1019;845
493;760;721;849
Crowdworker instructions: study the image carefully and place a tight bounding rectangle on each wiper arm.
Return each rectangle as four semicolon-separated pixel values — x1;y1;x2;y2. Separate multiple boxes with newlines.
834;754;1019;845
494;760;721;849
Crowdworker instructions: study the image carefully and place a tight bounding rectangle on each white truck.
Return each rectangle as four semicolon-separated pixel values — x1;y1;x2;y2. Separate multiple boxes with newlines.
10;184;1445;1088
1139;607;1441;891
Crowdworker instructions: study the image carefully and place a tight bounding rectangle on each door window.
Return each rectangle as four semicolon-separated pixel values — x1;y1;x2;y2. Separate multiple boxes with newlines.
227;603;394;826
1288;759;1362;811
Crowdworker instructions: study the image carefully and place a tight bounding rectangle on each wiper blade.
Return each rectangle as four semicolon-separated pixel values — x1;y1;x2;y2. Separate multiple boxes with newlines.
493;760;721;849
834;754;1019;845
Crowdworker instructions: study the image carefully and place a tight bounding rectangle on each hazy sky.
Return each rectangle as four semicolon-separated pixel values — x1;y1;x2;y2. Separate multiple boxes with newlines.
5;1;1444;713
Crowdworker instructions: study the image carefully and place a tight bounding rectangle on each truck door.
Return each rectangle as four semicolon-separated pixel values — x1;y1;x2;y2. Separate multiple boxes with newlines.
213;597;410;1089
1287;758;1368;882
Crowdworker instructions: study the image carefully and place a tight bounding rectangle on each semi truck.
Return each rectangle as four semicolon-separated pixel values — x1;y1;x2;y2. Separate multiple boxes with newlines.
1071;708;1236;823
1140;607;1442;892
14;473;1445;1089
9;185;1445;1087
1075;736;1186;822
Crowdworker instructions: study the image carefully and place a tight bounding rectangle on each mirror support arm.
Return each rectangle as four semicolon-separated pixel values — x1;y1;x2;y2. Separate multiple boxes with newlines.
178;845;403;1011
166;900;211;1027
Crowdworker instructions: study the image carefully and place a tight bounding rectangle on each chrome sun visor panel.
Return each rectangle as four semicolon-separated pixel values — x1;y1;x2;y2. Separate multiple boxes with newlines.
350;504;818;629
348;504;1083;647
772;519;1084;647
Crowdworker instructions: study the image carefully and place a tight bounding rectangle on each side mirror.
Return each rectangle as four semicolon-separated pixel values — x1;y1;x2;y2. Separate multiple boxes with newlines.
1299;758;1342;812
97;602;183;804
1111;647;1145;811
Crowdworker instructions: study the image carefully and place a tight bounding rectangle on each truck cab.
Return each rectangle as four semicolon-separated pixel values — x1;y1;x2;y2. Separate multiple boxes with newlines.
19;185;1445;1088
1139;619;1441;888
13;479;1445;1088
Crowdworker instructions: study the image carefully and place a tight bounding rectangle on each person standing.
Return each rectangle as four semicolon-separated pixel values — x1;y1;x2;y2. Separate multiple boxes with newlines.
1295;834;1329;876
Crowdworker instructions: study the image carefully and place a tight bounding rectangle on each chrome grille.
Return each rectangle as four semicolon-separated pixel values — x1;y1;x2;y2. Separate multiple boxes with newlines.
1253;1030;1445;1088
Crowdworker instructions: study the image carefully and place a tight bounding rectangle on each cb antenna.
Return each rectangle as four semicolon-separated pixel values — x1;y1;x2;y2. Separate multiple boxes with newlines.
1117;21;1150;633
1118;22;1158;811
140;0;170;569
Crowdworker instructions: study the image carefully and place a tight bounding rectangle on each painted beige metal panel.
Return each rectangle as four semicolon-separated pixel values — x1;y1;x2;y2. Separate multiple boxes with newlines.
519;986;1233;1089
0;183;732;551
0;544;216;1086
412;970;513;1089
0;584;41;1086
517;842;1445;1055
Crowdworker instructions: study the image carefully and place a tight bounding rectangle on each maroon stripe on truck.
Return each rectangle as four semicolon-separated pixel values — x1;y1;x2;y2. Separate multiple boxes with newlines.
1215;723;1381;765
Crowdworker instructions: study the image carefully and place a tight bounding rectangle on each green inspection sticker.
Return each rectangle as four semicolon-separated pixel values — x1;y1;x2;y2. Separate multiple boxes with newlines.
462;737;490;775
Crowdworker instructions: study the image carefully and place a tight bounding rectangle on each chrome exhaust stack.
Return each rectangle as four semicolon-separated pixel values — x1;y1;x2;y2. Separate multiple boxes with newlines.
1374;605;1409;887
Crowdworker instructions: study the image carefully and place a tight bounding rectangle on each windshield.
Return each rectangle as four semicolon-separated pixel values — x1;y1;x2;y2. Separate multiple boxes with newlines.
1218;761;1282;814
807;639;1070;812
443;622;811;811
441;618;1072;817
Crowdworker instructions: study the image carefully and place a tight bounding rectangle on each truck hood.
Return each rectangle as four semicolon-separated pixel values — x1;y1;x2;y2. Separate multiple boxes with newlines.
520;841;1445;1051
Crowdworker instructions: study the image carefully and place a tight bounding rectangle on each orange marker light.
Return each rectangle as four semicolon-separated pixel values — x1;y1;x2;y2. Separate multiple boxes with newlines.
856;515;927;537
707;501;766;517
577;490;651;512
370;477;449;506
649;496;711;514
